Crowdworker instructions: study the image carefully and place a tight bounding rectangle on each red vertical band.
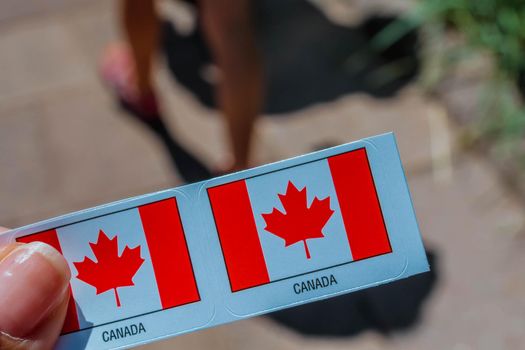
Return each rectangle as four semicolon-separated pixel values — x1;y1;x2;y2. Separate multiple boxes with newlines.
327;148;392;261
208;180;270;292
17;230;80;334
139;198;200;309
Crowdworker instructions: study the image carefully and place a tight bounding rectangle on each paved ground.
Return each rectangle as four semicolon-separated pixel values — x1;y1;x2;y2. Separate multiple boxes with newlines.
1;1;524;349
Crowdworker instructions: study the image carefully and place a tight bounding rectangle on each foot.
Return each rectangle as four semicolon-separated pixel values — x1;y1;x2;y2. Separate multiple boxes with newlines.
213;158;248;176
100;43;213;183
100;43;160;121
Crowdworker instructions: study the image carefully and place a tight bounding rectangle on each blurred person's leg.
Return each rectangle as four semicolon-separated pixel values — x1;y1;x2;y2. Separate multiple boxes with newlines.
200;0;263;171
102;0;262;177
101;0;160;119
121;0;159;100
100;0;212;182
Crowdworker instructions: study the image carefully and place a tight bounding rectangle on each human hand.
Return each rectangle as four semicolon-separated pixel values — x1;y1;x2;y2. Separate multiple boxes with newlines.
0;227;71;350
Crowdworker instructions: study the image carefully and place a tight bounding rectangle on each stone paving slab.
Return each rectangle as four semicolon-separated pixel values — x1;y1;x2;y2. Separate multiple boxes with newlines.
0;80;175;227
156;67;438;173
0;20;91;103
0;0;91;24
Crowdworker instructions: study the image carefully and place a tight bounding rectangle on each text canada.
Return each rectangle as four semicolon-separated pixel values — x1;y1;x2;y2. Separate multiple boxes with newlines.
102;322;146;342
293;274;338;294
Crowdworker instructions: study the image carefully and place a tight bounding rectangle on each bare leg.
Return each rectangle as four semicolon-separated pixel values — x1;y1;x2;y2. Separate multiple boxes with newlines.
104;0;212;182
200;0;264;171
121;0;159;97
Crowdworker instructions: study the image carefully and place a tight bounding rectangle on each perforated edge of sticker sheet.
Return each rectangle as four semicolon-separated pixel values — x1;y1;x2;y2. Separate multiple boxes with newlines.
0;132;429;350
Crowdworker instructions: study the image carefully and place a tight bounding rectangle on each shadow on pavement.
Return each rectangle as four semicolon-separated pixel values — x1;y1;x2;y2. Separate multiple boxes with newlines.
162;0;420;115
268;249;438;337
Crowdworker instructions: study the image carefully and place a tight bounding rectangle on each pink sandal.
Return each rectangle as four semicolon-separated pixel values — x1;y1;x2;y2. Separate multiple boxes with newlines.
99;43;159;119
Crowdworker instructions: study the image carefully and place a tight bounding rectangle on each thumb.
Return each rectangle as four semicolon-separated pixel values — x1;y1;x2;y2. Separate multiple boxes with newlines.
0;229;71;350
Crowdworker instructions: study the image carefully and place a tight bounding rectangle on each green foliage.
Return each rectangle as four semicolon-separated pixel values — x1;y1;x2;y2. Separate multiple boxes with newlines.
421;0;525;159
368;0;525;162
424;0;525;76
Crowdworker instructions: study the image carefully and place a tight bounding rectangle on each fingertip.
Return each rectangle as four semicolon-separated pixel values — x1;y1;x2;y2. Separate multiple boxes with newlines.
0;242;71;338
27;242;71;282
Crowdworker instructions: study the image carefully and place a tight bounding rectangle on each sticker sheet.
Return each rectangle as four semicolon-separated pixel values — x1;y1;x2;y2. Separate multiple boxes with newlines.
0;132;429;349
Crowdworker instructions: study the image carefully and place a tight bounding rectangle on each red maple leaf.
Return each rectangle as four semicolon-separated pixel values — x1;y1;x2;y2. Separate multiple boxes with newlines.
262;181;334;259
73;230;145;307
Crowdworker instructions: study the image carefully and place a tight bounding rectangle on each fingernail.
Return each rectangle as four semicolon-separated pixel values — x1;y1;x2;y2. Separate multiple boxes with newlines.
0;242;71;337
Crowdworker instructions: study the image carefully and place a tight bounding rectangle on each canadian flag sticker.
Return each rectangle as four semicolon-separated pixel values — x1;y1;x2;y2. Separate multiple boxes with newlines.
16;198;200;335
73;230;145;308
208;148;392;292
1;133;429;350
